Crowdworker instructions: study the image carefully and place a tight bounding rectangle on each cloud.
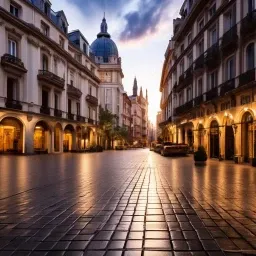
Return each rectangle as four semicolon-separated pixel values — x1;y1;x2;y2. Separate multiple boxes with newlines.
119;0;172;42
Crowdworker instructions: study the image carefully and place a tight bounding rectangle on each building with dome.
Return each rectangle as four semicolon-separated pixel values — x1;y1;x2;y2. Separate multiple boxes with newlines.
90;17;124;128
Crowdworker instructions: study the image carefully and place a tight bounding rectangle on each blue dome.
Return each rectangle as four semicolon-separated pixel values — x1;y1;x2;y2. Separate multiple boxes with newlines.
91;37;118;59
90;17;119;61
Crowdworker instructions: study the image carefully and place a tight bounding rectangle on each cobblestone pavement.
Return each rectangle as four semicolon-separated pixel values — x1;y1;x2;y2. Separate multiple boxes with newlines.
0;150;256;255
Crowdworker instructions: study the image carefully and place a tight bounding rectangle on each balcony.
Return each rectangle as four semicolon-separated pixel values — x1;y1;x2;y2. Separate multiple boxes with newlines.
67;113;74;120
205;87;218;101
205;43;220;70
86;94;98;106
240;11;256;40
220;78;235;96
239;68;256;87
1;54;27;75
174;100;193;116
194;54;205;71
5;99;22;110
77;115;85;122
194;95;204;107
54;109;62;118
67;84;82;98
40;106;50;115
38;70;65;89
221;25;238;57
176;74;185;92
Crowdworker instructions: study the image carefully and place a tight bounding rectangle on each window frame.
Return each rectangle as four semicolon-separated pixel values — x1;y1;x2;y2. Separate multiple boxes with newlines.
8;39;17;57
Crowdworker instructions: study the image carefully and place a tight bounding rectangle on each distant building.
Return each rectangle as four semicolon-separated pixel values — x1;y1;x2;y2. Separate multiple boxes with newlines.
129;78;149;146
156;111;162;141
122;93;132;143
159;0;256;163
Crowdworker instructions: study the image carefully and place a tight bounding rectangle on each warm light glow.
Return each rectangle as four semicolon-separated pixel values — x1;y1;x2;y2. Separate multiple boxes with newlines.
244;107;248;111
224;112;228;117
35;126;42;129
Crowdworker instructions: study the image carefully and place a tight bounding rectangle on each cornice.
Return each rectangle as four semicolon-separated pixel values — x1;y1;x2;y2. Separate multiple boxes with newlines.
27;36;40;48
0;7;101;84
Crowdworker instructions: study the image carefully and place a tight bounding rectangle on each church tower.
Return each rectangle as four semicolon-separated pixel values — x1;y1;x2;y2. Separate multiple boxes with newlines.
133;77;138;96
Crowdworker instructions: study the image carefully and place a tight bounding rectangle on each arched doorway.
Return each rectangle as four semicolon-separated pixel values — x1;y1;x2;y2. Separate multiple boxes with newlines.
34;121;50;153
54;123;62;152
241;112;255;162
198;124;204;147
76;126;82;150
64;125;74;152
210;120;219;158
225;118;234;160
0;117;24;153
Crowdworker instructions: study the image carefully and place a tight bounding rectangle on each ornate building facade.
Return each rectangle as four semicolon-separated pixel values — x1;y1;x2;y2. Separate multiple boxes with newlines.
0;0;101;154
159;0;256;163
130;78;149;146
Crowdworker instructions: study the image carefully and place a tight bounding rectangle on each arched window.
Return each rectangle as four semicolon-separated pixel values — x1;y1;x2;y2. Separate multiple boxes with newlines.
42;54;48;71
246;43;255;71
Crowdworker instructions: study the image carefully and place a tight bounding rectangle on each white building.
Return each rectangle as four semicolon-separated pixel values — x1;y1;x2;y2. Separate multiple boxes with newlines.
0;0;100;154
90;17;124;127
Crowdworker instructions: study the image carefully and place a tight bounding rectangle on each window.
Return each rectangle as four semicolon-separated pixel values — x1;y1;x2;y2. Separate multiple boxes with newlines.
224;9;235;32
197;78;203;96
246;43;255;70
248;0;255;13
54;59;57;74
187;53;193;67
209;25;217;46
221;101;231;111
226;56;235;80
186;87;192;101
42;89;49;108
10;3;19;17
7;78;17;100
59;36;64;48
180;44;184;53
179;92;184;106
209;3;216;18
70;71;74;85
41;22;49;36
42;55;48;71
240;95;251;105
61;22;67;34
83;43;87;54
54;94;58;109
198;39;204;56
76;102;80;116
188;33;192;45
8;39;17;56
68;99;72;113
180;59;185;75
198;18;204;32
208;71;218;90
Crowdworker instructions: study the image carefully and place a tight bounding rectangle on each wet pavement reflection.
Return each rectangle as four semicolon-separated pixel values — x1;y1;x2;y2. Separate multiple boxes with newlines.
0;150;255;255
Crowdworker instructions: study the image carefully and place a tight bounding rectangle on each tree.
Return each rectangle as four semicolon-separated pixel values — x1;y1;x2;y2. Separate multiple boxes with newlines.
99;107;116;149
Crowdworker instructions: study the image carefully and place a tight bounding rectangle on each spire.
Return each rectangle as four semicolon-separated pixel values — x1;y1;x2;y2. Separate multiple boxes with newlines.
133;77;138;96
97;15;110;38
140;86;143;97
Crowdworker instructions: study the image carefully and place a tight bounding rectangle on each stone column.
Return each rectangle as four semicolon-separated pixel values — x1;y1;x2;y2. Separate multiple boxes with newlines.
25;117;34;154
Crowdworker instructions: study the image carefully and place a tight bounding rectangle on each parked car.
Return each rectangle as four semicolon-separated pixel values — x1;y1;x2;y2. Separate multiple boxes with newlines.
160;142;189;156
154;144;163;154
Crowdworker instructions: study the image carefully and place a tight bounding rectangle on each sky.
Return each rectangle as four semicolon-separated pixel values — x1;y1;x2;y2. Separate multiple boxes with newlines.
51;0;183;124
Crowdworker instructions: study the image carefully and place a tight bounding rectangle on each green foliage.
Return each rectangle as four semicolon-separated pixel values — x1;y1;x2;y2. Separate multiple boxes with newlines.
194;146;207;162
99;107;116;130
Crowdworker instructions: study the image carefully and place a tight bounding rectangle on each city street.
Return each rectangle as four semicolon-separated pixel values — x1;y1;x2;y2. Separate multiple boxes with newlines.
0;150;256;255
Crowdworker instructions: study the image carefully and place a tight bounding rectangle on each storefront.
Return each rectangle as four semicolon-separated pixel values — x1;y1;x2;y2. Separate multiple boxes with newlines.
210;120;220;158
0;117;23;153
34;121;50;153
63;125;74;152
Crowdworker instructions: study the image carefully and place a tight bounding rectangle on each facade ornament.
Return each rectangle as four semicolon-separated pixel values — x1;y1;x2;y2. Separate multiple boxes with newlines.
41;45;51;55
27;36;39;48
6;26;23;38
